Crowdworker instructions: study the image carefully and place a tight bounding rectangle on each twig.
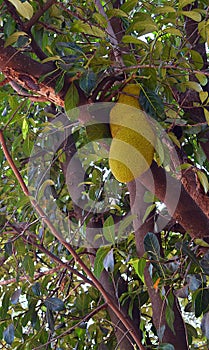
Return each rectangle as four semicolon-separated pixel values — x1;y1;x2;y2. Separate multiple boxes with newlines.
23;0;57;31
0;130;146;350
94;0;123;66
33;303;108;350
0;268;60;286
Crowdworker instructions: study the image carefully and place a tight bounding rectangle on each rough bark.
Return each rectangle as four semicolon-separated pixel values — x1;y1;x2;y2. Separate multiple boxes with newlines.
128;182;189;349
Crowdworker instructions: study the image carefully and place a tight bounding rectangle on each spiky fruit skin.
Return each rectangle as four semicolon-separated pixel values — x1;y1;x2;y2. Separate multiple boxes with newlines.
109;84;155;183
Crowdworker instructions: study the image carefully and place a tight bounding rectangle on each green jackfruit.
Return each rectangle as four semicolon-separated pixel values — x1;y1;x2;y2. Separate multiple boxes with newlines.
109;84;155;183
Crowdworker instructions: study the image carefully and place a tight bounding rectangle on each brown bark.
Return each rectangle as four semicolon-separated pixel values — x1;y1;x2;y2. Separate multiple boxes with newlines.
127;182;189;349
138;162;209;240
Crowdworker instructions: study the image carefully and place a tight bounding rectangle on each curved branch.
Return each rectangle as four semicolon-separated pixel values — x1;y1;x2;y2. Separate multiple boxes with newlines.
0;130;145;350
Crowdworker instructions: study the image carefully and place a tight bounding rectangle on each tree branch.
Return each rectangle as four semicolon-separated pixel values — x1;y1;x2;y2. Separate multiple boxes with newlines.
0;130;145;350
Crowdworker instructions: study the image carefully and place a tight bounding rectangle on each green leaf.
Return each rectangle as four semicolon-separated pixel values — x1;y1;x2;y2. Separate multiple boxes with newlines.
154;6;176;14
180;11;202;22
159;344;175;350
4;31;29;47
176;242;199;265
199;91;208;103
143;204;156;223
200;253;209;275
64;83;79;117
197;170;209;194
79;70;96;95
117;214;136;240
94;246;111;278
4;242;12;256
204;108;209;126
162;27;183;37
8;0;33;19
122;35;149;48
22;118;29;140
103;216;115;244
11;288;21;304
92;13;107;28
194;288;209;317
55;72;65;94
178;0;196;8
128;13;158;35
139;87;166;120
130;258;146;283
46;308;54;332
71;21;106;38
190;50;204;69
186;274;202;291
3;324;14;345
182;81;202;92
121;0;138;13
37;179;55;201
32;282;41;297
23;255;35;278
106;9;128;18
144;232;160;258
44;297;65;312
165;305;175;334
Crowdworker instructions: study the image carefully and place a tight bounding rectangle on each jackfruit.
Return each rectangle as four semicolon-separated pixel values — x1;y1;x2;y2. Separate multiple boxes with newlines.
110;84;142;137
109;84;155;183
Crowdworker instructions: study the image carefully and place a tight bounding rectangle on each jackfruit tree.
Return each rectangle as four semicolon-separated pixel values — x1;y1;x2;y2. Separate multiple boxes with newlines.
0;0;209;349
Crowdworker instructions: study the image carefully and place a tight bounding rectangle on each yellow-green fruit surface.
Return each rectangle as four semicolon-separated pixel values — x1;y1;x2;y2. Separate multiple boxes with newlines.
109;84;155;183
110;84;142;137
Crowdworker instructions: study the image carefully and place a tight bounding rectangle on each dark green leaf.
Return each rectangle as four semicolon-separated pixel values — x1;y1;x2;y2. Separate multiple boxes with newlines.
194;289;209;317
94;246;111;278
46;308;54;332
165;305;175;334
121;0;138;13
11;288;21;304
144;232;160;258
201;311;209;339
32;282;41;296
44;297;65;312
186;274;202;291
23;255;35;278
139;87;166;120
200;253;209;275
55;73;65;94
79;70;96;95
5;242;12;256
64;83;79;117
175;242;199;265
3;323;14;345
159;344;175;350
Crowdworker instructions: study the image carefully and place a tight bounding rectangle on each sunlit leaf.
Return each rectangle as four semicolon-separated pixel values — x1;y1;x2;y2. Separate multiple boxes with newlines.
8;0;33;19
103;248;114;272
4;31;29;47
94;246;111;278
197;170;209;194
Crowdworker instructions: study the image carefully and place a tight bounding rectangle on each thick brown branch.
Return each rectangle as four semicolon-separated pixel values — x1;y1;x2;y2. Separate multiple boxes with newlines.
136;162;209;240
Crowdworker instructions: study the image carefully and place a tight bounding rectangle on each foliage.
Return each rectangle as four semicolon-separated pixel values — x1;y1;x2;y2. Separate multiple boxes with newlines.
0;0;209;349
